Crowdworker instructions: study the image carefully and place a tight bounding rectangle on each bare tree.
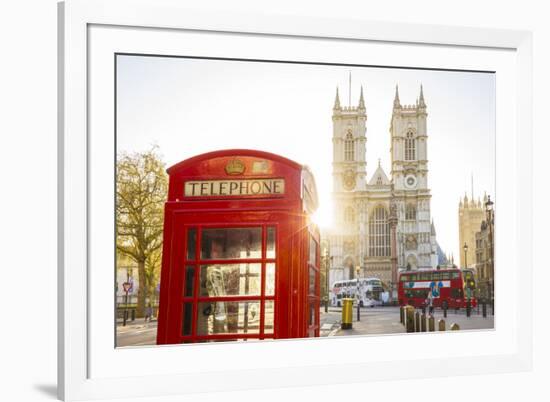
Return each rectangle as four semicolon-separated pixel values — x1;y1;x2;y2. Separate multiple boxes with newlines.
116;147;167;317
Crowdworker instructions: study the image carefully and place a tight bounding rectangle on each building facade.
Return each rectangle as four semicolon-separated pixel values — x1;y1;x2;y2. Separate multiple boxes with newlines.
474;198;494;302
325;85;439;292
458;194;486;269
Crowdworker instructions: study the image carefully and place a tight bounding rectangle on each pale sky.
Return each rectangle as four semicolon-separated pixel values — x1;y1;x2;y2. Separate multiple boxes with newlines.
116;55;495;260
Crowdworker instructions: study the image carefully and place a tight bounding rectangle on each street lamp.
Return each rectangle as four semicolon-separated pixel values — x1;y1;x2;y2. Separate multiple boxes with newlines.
463;242;468;269
485;195;494;312
323;247;330;313
355;266;361;321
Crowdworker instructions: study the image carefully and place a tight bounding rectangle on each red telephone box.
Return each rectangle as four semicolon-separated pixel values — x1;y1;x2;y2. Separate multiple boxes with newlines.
156;149;320;344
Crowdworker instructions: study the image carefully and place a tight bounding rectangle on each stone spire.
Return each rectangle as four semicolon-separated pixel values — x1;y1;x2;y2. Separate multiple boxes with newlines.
431;219;436;236
333;87;341;110
358;85;365;111
393;84;401;109
418;84;426;108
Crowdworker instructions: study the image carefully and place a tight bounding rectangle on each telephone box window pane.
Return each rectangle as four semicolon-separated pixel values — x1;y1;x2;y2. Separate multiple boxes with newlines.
266;227;276;258
199;264;261;297
186;228;197;260
308;301;315;326
265;263;276;296
196;301;261;335
309;235;318;265
182;302;193;336
264;300;275;334
309;266;316;295
184;266;195;297
201;228;262;260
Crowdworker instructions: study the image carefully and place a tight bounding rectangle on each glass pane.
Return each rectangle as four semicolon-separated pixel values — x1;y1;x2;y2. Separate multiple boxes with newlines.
200;264;261;297
265;263;275;296
264;300;275;334
309;235;318;265
184;266;195;297
196;301;261;335
309;301;315;326
309;266;316;295
186;228;197;260
182;302;193;336
266;227;276;258
201;228;262;260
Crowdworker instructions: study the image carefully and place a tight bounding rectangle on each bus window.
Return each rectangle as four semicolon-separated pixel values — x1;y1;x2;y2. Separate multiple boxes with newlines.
451;288;463;298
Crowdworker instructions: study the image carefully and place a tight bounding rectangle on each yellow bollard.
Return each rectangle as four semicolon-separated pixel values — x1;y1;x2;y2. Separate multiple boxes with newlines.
415;311;421;332
450;323;460;331
341;298;353;330
428;315;435;332
404;305;415;332
438;319;446;331
421;313;427;332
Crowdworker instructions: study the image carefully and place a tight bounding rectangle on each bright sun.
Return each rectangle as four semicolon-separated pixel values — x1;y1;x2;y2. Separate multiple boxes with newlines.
311;199;333;230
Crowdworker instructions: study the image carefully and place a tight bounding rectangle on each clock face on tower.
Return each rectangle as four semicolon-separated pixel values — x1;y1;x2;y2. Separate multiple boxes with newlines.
343;170;356;191
405;174;417;189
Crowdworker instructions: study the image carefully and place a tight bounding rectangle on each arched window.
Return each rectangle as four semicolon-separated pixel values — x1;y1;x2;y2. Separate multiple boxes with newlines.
405;204;417;220
405;130;416;161
344;131;354;161
369;207;390;257
344;207;355;223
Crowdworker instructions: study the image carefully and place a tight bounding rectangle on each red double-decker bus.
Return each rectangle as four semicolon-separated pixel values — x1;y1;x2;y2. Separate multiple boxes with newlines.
398;268;476;309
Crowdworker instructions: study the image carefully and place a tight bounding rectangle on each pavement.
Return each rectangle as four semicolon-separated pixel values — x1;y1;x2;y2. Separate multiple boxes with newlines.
115;306;495;347
116;319;158;347
327;306;494;337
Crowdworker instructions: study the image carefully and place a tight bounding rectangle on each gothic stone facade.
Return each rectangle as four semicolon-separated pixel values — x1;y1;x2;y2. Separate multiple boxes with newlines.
326;85;438;287
458;194;487;269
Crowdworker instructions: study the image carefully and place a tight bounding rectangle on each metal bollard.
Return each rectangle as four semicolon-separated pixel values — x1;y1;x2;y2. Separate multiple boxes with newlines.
421;313;427;332
428;315;435;331
466;300;471;317
482;302;487;318
438;319;446;331
400;306;404;324
357;302;361;322
341;298;353;330
405;306;415;333
131;309;136;321
415;311;421;332
443;304;447;318
450;323;460;331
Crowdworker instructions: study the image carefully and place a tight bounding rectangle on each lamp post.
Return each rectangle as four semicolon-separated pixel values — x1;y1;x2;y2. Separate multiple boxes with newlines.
485;195;494;313
463;242;468;269
356;266;361;321
323;246;331;313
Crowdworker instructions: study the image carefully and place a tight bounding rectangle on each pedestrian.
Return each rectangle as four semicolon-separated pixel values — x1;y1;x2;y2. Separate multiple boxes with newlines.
145;303;153;322
427;291;434;315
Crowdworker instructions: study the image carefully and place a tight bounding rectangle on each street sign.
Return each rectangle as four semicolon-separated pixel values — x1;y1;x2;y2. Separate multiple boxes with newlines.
123;282;132;292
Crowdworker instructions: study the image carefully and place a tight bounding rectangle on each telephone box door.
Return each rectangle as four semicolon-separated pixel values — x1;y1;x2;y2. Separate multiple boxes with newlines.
161;210;298;344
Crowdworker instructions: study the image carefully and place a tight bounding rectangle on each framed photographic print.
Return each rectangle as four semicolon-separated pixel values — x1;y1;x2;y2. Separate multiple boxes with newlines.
58;0;533;400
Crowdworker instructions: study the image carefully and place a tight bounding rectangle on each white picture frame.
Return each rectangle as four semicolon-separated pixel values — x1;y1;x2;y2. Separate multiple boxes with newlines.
58;0;533;400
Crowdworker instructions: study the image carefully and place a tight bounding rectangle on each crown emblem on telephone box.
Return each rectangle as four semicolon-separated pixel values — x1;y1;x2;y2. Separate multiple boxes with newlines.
225;158;246;175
